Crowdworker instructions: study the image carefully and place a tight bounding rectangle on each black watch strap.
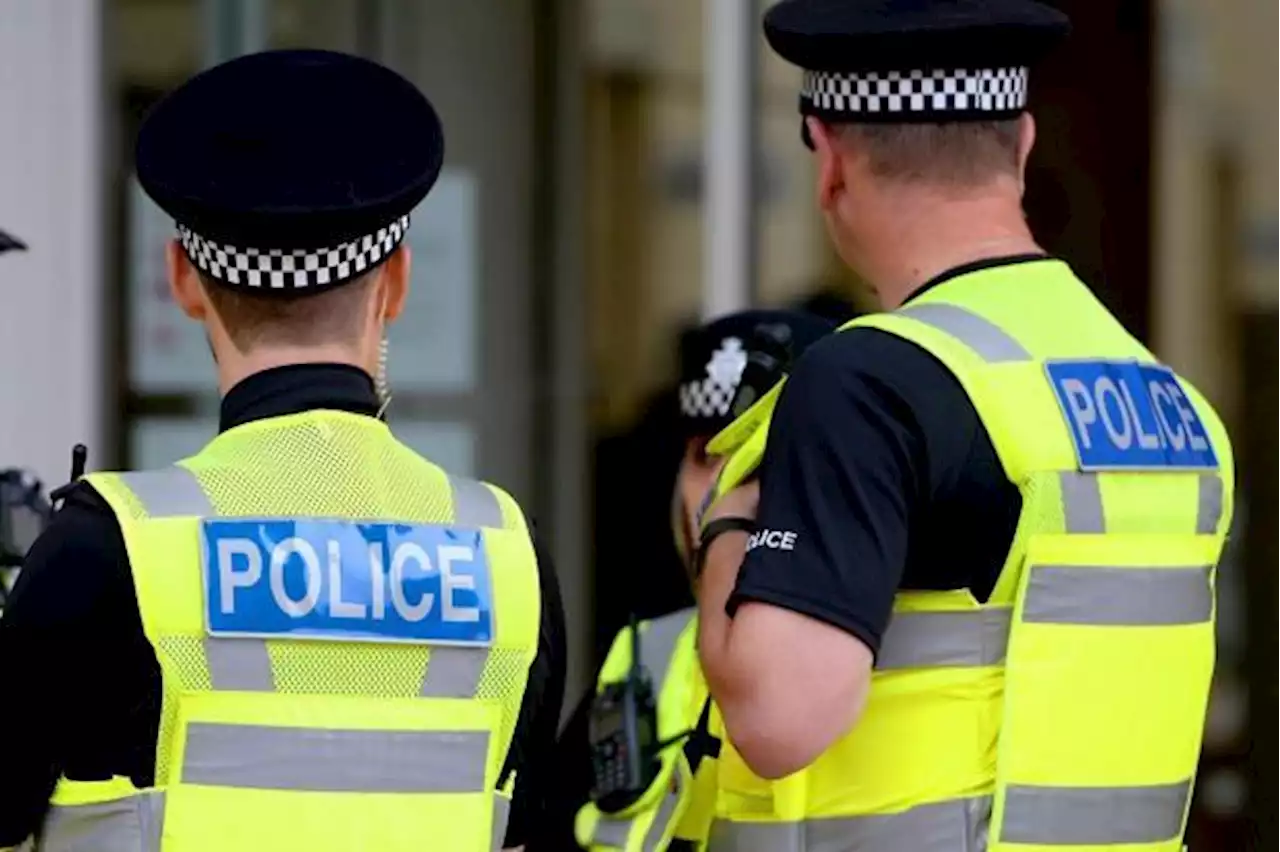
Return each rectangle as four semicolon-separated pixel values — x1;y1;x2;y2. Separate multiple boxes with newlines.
694;516;755;579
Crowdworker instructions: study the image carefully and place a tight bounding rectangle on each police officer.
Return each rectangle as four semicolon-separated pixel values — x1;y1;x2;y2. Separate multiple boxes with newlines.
691;2;1235;851
537;310;838;851
0;50;564;852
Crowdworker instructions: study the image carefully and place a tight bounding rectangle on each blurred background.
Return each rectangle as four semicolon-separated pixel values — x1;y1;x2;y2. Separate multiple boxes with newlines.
0;0;1274;847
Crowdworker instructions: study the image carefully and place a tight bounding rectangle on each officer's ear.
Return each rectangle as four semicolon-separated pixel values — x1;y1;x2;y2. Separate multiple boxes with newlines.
1015;113;1036;196
806;117;845;213
166;239;208;321
378;244;410;323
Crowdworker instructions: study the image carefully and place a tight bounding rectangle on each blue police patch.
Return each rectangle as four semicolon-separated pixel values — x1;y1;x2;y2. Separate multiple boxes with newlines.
202;519;494;644
1045;360;1218;471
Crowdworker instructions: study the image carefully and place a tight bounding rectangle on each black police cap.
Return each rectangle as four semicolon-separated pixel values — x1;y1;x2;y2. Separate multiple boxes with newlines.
763;0;1069;144
678;309;837;436
136;49;444;295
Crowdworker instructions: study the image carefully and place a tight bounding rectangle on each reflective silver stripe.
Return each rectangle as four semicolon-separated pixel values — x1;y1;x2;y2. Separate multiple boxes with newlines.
40;791;166;852
1061;471;1105;534
1001;781;1191;845
591;771;686;851
421;645;487;698
205;637;274;692
710;821;801;852
641;607;697;688
897;303;1032;363
592;817;631;848
1197;473;1224;535
708;795;991;852
203;605;486;700
639;774;685;851
450;474;505;528
182;723;489;793
1022;565;1213;625
119;468;509;530
877;608;1011;670
492;794;511;852
117;467;213;517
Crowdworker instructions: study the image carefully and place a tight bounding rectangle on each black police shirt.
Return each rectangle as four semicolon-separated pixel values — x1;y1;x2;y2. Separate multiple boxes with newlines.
727;256;1034;651
0;364;566;848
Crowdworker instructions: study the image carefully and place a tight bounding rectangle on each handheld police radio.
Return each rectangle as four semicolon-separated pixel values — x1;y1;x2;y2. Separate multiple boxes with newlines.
588;613;661;813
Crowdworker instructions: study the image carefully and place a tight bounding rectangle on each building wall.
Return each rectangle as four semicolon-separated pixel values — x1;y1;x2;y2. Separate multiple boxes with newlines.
0;0;105;490
1154;0;1277;844
584;0;827;430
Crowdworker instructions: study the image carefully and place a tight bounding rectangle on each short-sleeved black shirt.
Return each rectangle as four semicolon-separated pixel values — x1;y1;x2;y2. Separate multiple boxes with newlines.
0;364;566;849
727;256;1037;653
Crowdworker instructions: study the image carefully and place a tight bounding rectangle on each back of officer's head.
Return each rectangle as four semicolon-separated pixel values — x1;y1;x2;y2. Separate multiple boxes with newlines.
820;118;1030;192
136;49;442;382
170;247;408;360
763;0;1068;262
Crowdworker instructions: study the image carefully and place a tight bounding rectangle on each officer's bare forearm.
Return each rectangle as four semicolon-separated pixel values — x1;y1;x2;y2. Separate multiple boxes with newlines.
695;530;751;702
694;531;798;778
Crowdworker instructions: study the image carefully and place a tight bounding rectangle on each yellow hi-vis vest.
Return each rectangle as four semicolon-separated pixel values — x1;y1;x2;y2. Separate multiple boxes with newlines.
37;410;541;852
703;259;1233;852
575;609;721;852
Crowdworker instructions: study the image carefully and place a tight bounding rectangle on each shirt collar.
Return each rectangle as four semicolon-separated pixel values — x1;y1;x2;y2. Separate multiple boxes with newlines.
902;252;1052;305
219;363;380;433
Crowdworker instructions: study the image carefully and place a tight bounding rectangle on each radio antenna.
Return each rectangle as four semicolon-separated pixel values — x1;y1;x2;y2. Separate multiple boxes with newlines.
70;444;87;481
49;443;89;509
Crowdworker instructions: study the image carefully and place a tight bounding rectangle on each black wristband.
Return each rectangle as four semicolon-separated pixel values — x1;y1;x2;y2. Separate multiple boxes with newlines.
694;517;756;579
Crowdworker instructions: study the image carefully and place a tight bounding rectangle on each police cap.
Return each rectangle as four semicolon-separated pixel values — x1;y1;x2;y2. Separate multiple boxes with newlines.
678;309;837;437
763;0;1070;145
136;49;443;294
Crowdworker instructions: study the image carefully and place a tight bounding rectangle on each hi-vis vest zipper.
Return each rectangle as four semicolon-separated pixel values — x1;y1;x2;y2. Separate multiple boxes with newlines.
576;609;722;852
703;259;1232;852
36;411;541;852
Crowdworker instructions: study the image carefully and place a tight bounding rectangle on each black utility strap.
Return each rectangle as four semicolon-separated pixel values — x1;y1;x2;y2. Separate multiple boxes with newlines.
682;698;721;774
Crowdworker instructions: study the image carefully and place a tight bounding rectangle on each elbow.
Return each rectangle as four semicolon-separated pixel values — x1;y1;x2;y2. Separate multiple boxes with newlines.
719;674;872;781
720;697;862;781
729;728;811;780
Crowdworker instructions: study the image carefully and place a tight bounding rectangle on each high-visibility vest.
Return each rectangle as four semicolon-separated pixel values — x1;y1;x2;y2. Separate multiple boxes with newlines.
575;609;722;852
703;259;1232;852
37;410;541;852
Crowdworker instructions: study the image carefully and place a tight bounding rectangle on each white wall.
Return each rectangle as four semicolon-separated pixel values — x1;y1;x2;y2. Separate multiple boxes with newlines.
0;0;104;490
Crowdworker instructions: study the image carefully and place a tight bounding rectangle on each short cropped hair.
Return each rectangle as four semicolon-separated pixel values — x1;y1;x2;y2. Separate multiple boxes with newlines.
200;271;376;352
837;119;1021;186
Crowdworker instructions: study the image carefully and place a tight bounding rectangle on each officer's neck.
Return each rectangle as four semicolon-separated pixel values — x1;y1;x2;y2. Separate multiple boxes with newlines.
851;186;1041;310
215;345;372;397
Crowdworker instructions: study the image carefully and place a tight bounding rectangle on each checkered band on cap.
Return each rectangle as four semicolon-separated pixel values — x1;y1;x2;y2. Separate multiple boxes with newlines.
801;67;1029;117
680;377;737;419
178;215;410;291
680;335;748;420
